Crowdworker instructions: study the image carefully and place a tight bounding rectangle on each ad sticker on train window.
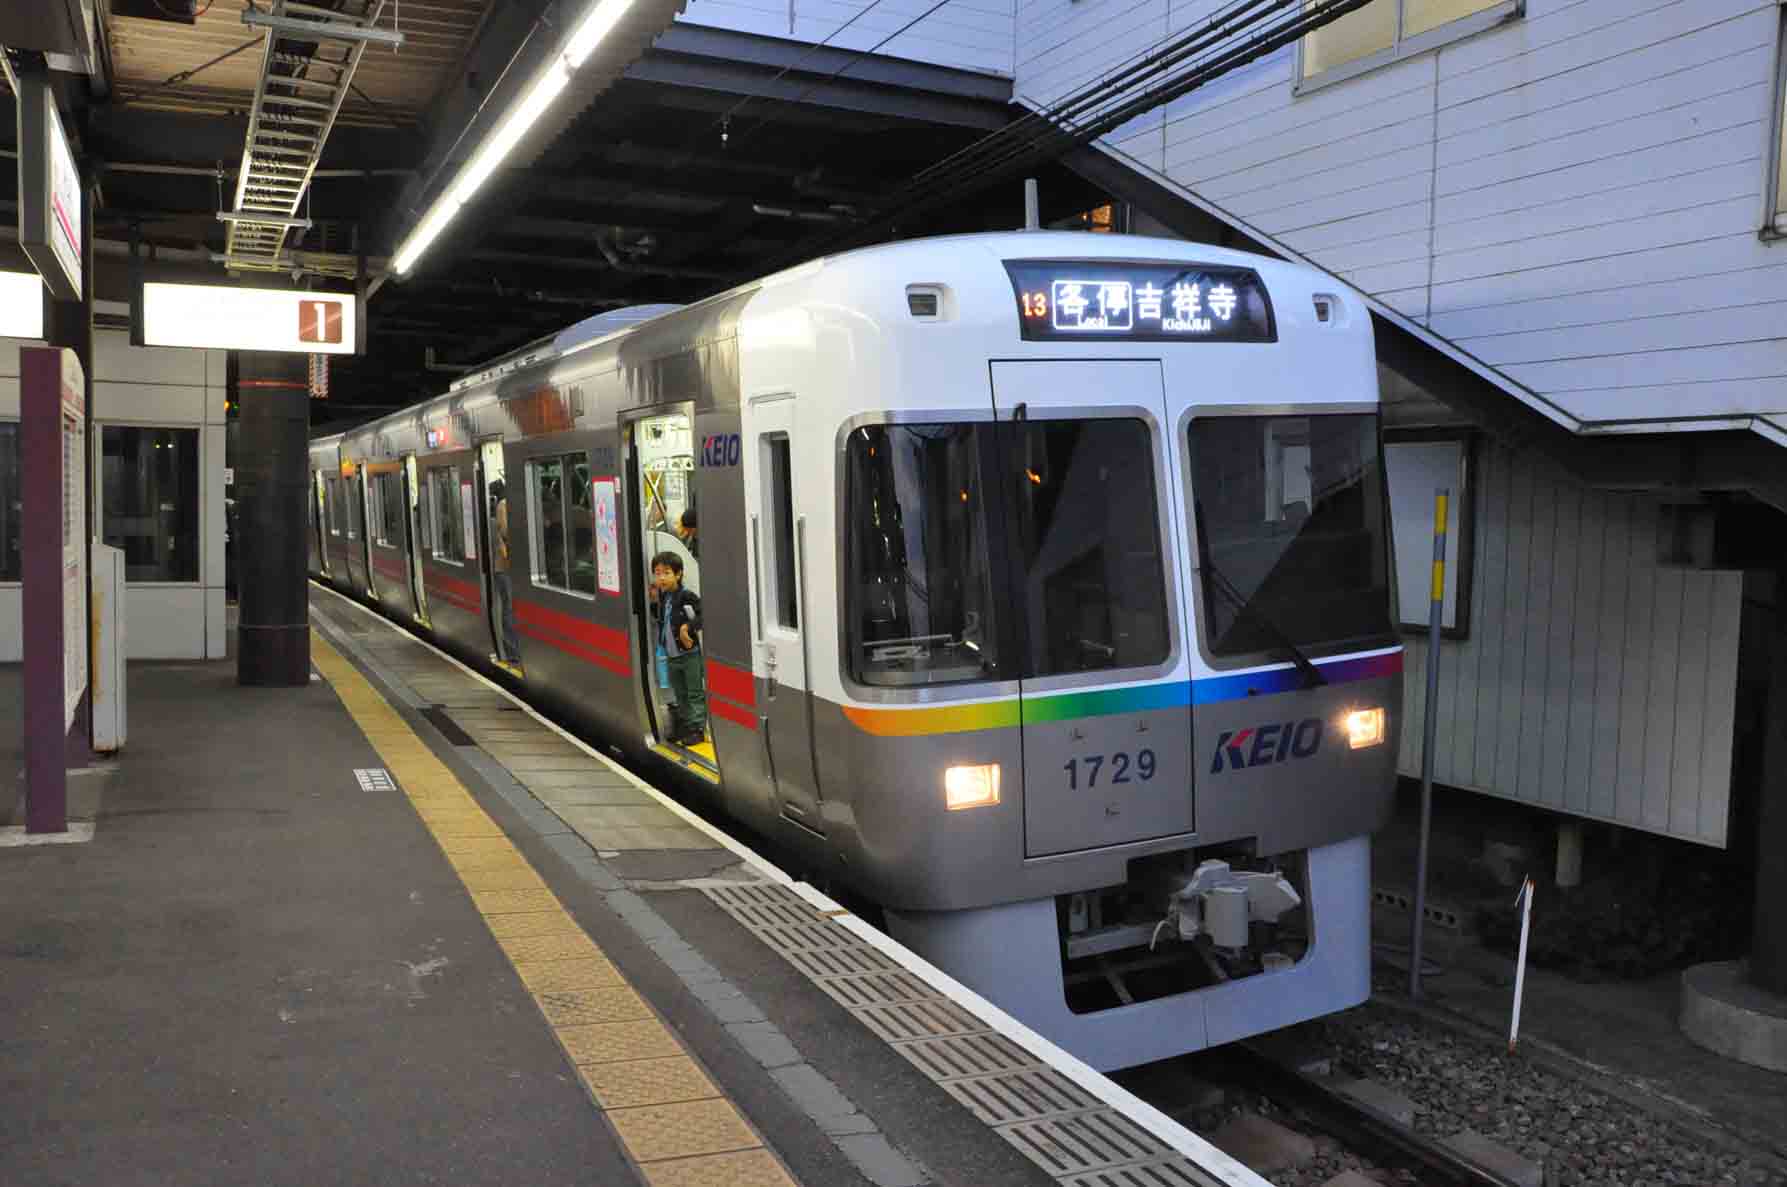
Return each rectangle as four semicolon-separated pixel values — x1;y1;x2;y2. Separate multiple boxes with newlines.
1005;260;1274;343
592;477;620;595
460;481;478;559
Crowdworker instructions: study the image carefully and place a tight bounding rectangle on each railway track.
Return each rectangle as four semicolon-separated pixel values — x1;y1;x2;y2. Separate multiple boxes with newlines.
1210;1043;1528;1187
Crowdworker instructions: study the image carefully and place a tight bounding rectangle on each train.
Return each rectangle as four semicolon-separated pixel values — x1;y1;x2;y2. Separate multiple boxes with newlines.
309;231;1403;1070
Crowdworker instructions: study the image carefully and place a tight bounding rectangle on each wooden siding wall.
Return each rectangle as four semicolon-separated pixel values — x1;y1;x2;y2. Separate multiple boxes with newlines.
1015;0;1787;427
677;0;1016;76
1396;443;1743;847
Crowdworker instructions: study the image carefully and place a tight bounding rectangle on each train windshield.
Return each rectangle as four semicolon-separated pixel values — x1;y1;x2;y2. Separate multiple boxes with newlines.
846;424;1004;686
1187;413;1392;658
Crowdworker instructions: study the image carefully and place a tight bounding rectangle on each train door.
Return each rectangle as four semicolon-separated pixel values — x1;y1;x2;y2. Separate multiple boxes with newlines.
745;395;821;827
987;360;1193;857
313;471;331;576
624;407;715;766
474;440;520;672
402;455;429;626
357;467;380;600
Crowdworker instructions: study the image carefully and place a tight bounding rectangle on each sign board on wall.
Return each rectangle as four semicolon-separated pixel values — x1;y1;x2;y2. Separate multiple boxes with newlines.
141;283;359;354
59;350;86;729
17;75;83;302
1385;437;1471;634
0;270;46;339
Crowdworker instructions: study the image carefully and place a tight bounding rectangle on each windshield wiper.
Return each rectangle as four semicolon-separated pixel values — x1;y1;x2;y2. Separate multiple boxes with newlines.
1201;561;1327;689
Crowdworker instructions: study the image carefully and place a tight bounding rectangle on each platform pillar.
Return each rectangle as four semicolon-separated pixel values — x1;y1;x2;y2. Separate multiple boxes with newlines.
1751;565;1787;995
235;353;311;687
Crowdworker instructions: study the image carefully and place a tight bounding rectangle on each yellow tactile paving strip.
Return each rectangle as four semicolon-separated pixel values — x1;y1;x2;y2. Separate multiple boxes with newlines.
310;633;798;1187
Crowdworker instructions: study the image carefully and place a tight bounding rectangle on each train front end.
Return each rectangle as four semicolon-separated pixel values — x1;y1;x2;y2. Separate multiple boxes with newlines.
811;235;1401;1070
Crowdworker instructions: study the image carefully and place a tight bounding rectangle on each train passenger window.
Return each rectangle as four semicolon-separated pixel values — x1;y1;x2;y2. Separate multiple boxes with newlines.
528;456;570;591
845;424;1002;687
566;455;595;595
0;423;18;581
426;465;464;563
767;436;797;629
327;478;343;536
374;472;404;547
1008;419;1169;677
1187;414;1392;657
525;452;594;595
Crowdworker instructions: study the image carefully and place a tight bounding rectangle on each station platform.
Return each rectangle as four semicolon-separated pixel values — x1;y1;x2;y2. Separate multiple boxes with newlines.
0;586;1258;1187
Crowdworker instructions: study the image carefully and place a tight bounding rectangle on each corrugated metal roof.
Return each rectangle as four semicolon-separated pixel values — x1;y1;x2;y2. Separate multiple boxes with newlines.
109;0;491;125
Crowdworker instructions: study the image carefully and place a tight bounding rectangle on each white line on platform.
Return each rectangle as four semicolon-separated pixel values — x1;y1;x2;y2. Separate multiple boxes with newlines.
0;822;96;847
309;581;1270;1187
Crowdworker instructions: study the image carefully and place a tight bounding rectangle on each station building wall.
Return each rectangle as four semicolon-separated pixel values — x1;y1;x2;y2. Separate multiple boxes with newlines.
1386;436;1745;849
676;0;1017;76
0;332;228;662
1015;0;1787;435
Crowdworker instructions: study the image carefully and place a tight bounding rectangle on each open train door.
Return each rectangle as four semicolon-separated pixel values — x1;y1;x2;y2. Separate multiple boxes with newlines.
987;360;1194;857
402;455;430;627
473;439;519;671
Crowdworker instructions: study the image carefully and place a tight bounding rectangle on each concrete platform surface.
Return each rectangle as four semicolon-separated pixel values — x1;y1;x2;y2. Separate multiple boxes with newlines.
2;586;1260;1187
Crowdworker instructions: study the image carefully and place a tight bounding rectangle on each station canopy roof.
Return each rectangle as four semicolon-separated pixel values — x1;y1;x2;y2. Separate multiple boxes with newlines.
1;1;1103;412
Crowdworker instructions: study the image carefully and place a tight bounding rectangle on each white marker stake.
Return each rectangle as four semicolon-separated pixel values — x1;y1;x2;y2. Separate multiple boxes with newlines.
1509;877;1534;1054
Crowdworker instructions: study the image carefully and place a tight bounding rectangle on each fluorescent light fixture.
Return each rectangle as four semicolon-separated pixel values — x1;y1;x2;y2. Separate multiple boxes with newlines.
944;764;1001;811
142;283;358;354
450;66;570;204
0;271;45;340
389;0;635;276
565;0;633;67
1344;707;1386;750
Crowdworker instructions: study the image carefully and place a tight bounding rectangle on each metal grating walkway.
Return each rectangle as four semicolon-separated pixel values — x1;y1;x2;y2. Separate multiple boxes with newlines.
225;1;398;273
702;883;1230;1187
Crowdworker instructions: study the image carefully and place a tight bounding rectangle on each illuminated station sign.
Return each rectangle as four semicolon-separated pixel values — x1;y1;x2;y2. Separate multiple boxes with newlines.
1007;260;1274;343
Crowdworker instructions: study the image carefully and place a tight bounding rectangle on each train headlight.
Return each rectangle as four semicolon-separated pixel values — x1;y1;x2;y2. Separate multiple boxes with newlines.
944;764;1001;811
1344;708;1386;750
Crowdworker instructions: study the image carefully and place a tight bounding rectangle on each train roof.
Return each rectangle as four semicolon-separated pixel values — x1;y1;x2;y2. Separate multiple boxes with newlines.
312;231;1329;448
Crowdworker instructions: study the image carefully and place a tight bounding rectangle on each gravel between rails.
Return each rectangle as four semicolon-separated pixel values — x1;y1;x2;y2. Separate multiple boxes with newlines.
1271;1001;1787;1187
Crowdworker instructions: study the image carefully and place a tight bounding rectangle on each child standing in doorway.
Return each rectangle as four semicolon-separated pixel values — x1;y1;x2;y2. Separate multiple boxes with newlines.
649;552;707;746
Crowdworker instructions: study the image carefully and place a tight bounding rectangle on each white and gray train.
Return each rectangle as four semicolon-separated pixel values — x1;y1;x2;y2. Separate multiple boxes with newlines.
309;232;1403;1070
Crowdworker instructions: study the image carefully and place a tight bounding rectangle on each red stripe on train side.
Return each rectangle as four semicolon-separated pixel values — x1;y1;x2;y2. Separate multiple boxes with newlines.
709;697;758;731
705;660;755;708
429;570;481;600
515;598;629;659
518;623;630;677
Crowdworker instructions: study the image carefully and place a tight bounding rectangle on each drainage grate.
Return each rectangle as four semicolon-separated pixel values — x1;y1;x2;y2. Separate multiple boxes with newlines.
354;768;396;793
1059;1158;1227;1187
706;882;811;911
753;921;860;953
1000;1111;1174;1177
781;945;903;980
941;1069;1102;1125
701;880;1234;1186
892;1031;1039;1082
811;970;941;1010
1372;887;1463;931
853;998;988;1043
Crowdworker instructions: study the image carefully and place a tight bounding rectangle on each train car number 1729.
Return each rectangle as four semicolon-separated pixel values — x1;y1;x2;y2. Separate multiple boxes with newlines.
1062;750;1156;790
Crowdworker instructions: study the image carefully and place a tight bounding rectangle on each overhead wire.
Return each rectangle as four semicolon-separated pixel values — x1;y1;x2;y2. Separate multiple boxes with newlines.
771;0;1379;264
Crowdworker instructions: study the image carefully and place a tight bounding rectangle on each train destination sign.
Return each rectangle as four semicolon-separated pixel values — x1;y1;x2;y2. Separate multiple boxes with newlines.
1006;260;1274;343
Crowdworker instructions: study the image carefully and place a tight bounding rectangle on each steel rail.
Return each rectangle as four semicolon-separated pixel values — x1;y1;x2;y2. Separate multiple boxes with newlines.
1219;1043;1530;1187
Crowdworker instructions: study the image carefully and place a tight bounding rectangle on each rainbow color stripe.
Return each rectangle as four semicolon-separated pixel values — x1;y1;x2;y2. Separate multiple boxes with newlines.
842;650;1402;738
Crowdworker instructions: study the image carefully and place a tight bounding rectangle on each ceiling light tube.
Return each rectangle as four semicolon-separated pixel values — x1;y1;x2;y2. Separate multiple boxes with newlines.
389;0;635;276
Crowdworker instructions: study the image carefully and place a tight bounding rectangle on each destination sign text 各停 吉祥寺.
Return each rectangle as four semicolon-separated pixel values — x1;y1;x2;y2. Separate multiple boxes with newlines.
1005;260;1274;343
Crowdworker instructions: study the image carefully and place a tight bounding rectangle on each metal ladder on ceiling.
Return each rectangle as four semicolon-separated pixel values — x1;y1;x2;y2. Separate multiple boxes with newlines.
225;1;400;274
